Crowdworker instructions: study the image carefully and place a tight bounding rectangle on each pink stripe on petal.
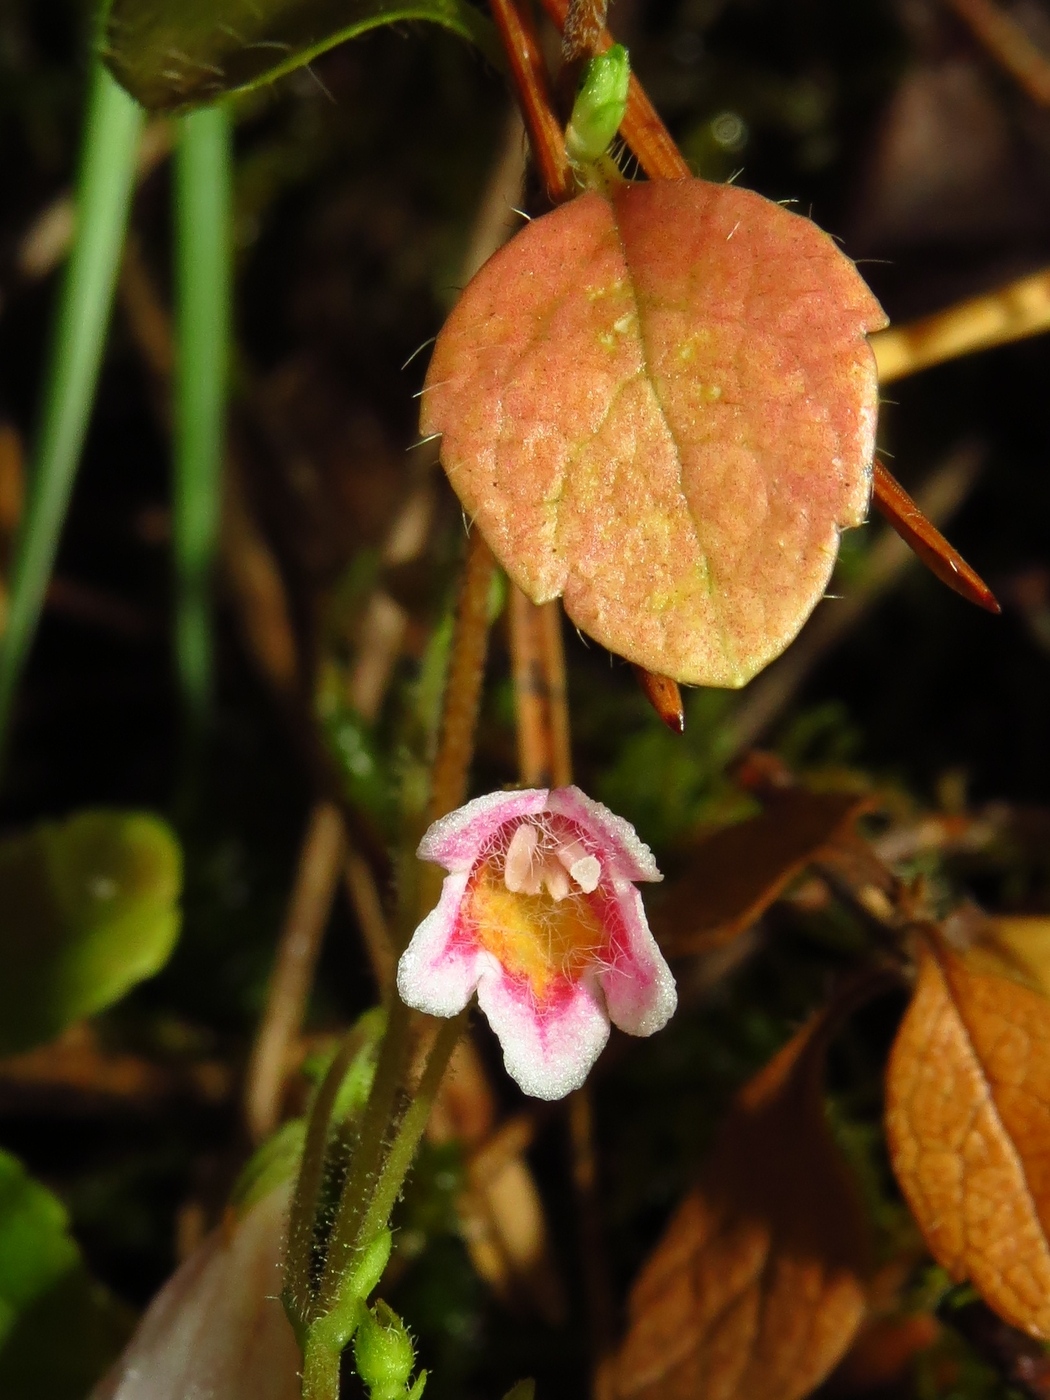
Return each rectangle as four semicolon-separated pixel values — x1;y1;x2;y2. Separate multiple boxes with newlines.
546;786;662;883
396;872;483;1017
598;884;677;1036
418;788;550;871
476;967;611;1100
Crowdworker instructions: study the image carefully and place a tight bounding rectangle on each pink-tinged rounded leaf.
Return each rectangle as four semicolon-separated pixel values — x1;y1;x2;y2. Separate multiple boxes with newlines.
422;179;887;686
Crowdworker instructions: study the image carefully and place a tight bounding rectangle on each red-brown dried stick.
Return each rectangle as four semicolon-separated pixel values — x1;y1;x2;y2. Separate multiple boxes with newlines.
872;462;1000;614
488;0;573;203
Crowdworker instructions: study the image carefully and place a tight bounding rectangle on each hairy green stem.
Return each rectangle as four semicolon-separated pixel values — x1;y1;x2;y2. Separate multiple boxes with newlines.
285;1028;370;1336
300;1013;466;1400
314;995;414;1316
356;1011;467;1246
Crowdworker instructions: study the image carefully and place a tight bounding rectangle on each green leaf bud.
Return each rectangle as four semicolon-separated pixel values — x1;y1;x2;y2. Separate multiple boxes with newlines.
353;1299;419;1400
566;45;631;166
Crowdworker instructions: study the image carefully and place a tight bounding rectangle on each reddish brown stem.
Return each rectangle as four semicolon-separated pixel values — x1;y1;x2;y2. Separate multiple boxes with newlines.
510;587;573;787
429;529;499;824
632;665;684;733
538;0;690;179
562;0;607;64
872;462;1000;614
489;0;573;203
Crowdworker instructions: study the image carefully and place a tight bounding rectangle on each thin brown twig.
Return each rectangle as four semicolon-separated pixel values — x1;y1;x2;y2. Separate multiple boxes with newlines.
15;120;172;283
428;528;498;824
0;1025;231;1116
510;587;573;787
944;0;1050;106
562;0;608;62
537;0;691;180
568;1086;616;1397
872;461;1000;614
489;0;573;202
871;266;1050;383
244;802;346;1144
728;442;989;755
344;842;396;992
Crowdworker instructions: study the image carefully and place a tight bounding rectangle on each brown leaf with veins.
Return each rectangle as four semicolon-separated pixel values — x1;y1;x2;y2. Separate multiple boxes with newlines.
423;179;887;686
651;787;868;957
886;930;1050;1338
615;1001;871;1400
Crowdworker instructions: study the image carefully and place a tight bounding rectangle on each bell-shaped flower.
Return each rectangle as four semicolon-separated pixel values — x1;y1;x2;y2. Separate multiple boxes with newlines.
397;787;676;1100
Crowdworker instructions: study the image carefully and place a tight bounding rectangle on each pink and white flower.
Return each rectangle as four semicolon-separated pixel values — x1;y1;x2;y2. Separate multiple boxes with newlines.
397;786;676;1100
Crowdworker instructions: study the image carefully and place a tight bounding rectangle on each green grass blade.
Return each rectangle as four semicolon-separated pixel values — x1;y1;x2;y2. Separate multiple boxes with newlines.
0;63;144;757
173;103;232;726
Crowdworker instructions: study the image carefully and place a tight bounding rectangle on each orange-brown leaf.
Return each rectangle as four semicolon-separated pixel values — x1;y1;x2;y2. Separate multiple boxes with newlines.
886;932;1050;1338
651;788;867;957
423;180;886;687
615;1007;871;1400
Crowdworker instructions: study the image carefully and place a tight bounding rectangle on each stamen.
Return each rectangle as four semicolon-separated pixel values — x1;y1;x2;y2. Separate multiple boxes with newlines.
505;822;540;894
542;860;571;902
555;839;601;893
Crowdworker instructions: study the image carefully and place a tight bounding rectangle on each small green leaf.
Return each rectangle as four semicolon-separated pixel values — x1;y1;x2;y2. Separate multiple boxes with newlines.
103;0;501;111
566;45;630;166
0;1149;131;1399
0;810;182;1054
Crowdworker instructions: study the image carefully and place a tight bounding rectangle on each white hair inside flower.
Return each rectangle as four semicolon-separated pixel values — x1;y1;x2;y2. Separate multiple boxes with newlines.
397;786;677;1100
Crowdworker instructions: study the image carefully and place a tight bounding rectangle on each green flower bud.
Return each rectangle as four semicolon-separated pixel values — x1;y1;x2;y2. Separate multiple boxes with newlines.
565;45;630;166
353;1299;419;1400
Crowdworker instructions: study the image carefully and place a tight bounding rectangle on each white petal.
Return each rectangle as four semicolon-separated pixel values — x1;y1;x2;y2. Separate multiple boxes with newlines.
546;786;662;883
397;872;482;1017
418;789;549;872
476;968;610;1100
598;883;677;1036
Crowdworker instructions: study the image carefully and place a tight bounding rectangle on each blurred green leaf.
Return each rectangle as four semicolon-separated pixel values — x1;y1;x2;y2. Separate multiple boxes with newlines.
0;811;182;1055
0;1149;132;1398
317;683;395;832
103;0;501;111
231;1118;307;1216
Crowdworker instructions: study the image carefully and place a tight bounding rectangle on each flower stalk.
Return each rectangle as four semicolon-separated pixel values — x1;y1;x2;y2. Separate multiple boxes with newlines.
289;522;498;1398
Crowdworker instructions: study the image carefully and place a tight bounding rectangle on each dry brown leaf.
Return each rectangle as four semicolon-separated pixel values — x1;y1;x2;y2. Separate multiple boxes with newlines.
886;931;1050;1338
972;915;1050;999
651;788;867;958
615;1002;871;1400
